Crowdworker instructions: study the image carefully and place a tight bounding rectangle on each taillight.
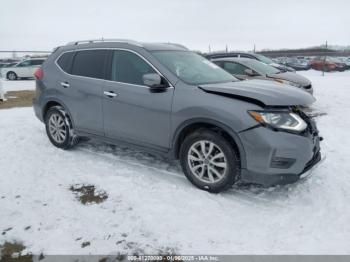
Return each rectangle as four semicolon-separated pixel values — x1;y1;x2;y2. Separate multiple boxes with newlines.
34;68;43;80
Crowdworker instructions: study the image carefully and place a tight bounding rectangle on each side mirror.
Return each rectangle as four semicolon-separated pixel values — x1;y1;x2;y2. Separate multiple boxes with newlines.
244;69;257;76
142;73;168;92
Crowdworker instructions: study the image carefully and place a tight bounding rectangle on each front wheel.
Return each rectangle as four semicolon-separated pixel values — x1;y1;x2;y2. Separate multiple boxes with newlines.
7;71;17;80
180;129;240;193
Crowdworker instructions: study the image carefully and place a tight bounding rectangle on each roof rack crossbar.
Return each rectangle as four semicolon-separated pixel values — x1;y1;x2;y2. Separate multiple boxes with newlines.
66;39;143;47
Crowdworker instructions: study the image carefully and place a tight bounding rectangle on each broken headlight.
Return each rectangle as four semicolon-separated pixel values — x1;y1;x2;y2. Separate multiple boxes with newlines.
248;110;307;132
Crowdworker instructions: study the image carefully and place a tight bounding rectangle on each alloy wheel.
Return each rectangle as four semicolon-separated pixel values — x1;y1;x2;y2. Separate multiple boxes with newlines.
8;72;16;80
48;113;67;143
187;140;227;183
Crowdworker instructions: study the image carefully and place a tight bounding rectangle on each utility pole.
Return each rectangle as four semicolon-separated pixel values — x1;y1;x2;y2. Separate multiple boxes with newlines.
322;40;328;76
225;44;228;53
253;44;256;53
208;44;211;53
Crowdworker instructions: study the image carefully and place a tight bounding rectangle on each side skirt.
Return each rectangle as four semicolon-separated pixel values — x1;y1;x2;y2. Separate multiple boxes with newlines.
75;130;173;160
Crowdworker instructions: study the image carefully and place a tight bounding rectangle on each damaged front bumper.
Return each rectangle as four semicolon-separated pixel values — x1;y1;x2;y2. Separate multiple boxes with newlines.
237;112;322;187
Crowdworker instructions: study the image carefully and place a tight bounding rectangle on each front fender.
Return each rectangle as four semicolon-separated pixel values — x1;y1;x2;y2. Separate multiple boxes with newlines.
170;117;247;169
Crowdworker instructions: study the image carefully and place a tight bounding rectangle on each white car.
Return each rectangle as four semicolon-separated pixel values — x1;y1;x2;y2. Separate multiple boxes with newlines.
1;58;46;80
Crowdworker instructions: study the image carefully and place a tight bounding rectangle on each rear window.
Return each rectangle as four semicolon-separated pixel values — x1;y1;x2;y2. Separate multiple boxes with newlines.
57;52;75;73
71;50;108;79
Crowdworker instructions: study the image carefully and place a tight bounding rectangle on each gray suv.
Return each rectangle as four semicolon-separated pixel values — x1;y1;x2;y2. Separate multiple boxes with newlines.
33;39;321;193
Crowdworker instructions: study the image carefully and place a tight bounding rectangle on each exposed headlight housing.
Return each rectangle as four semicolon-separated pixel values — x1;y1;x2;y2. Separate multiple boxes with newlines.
248;110;307;132
274;79;301;88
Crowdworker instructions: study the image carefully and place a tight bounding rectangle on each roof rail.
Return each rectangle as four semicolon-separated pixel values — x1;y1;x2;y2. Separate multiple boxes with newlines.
66;39;143;47
163;43;189;50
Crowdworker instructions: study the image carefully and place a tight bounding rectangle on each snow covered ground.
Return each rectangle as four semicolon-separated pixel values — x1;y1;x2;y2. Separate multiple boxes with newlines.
0;78;35;91
1;70;350;255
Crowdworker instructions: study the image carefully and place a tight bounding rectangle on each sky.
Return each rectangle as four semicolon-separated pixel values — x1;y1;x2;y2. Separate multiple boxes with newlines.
0;0;349;54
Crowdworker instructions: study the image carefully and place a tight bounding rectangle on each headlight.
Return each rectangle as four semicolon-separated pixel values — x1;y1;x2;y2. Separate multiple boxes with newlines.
248;111;307;132
274;79;301;88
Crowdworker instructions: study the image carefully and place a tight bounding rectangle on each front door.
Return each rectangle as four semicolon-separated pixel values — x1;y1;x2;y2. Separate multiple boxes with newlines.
102;50;174;150
14;60;32;77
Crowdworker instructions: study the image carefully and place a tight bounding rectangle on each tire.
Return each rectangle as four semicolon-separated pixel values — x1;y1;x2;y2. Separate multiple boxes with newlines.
45;106;79;149
7;71;17;80
179;129;240;193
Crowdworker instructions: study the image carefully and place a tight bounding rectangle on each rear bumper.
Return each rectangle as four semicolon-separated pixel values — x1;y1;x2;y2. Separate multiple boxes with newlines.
33;97;43;122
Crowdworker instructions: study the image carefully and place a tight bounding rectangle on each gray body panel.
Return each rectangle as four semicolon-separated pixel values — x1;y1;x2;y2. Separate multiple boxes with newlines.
33;40;321;187
102;81;174;150
199;79;315;106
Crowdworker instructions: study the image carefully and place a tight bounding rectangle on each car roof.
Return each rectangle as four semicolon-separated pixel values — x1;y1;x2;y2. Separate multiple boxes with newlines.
212;57;254;63
61;39;188;52
206;52;257;58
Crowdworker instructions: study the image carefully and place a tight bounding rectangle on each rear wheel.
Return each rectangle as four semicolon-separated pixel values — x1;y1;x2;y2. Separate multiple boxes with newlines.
45;106;79;149
7;71;17;80
180;129;240;193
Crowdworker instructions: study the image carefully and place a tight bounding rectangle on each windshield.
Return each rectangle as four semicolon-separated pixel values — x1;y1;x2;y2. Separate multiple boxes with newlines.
254;54;274;64
241;59;280;75
152;51;237;85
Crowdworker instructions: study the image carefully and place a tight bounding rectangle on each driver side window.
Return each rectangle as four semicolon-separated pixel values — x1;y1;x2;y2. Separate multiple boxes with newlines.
111;50;157;86
223;62;248;75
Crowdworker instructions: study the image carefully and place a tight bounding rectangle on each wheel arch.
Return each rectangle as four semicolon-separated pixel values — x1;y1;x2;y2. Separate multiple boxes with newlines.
6;71;18;79
171;118;246;169
42;99;75;128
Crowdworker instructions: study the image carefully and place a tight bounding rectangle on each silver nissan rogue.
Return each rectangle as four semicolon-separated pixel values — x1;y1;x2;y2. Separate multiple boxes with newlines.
33;39;321;193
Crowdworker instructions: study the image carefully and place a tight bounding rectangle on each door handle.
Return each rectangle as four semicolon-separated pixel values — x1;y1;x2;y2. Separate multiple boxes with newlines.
103;91;118;98
60;82;70;88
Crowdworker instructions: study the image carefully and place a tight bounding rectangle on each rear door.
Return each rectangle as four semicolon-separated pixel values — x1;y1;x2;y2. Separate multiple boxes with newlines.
56;49;108;135
102;49;174;150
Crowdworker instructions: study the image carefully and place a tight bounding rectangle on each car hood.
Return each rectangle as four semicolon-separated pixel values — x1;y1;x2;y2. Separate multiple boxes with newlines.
270;62;295;72
267;72;311;87
199;79;315;107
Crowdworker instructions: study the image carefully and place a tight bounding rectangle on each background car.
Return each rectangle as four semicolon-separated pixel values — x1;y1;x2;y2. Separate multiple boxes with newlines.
341;57;350;69
205;52;296;72
0;62;18;77
328;57;348;71
283;57;311;71
1;58;46;80
212;57;313;94
310;57;346;72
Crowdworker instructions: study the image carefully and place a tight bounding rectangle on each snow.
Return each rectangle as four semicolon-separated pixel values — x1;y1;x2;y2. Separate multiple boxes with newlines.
1;70;350;255
0;78;35;92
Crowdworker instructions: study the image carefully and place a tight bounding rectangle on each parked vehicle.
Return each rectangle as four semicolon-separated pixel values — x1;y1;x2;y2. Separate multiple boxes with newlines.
33;39;321;193
328;57;348;71
205;52;296;72
338;57;350;69
1;58;46;80
310;57;346;72
283;57;311;71
212;57;313;94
